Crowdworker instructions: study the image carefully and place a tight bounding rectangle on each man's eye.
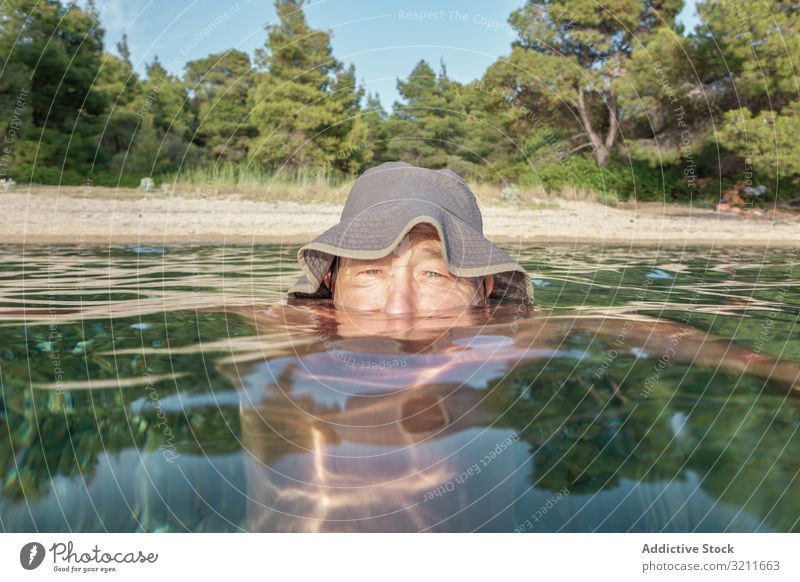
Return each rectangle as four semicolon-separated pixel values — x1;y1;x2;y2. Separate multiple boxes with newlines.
362;269;382;276
425;271;445;279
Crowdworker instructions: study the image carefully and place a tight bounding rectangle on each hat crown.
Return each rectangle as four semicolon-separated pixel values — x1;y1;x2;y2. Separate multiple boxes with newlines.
341;161;483;233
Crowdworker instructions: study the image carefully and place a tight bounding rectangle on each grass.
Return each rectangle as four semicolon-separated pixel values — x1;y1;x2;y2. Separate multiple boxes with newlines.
595;190;620;207
16;165;626;210
165;165;353;204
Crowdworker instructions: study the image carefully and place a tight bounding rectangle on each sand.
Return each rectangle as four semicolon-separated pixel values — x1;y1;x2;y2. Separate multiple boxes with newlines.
1;188;798;248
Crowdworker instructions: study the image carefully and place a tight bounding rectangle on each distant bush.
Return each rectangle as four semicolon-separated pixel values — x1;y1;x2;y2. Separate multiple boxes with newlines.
518;154;694;202
595;190;619;207
89;173;141;188
10;165;143;189
13;166;84;186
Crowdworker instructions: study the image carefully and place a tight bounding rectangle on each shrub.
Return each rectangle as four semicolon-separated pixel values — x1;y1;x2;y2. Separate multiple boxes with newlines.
520;154;695;202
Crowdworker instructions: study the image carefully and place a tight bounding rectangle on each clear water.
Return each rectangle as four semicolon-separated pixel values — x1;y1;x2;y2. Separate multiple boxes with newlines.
1;243;798;532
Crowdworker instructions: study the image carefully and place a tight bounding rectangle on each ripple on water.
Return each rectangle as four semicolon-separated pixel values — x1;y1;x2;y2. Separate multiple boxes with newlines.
0;243;797;532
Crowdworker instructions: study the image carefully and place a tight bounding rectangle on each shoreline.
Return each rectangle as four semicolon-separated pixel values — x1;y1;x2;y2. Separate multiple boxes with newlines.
3;235;799;249
2;189;798;248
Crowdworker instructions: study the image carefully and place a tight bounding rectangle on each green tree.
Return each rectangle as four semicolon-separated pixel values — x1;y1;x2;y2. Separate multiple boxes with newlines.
719;104;800;184
614;24;695;167
385;59;470;171
118;56;200;180
0;0;36;179
247;0;364;174
362;91;389;165
0;0;35;114
1;0;109;182
505;0;684;167
468;61;572;182
324;63;370;174
93;47;143;182
184;49;257;162
695;0;800;194
140;56;194;138
116;31;132;67
127;113;162;177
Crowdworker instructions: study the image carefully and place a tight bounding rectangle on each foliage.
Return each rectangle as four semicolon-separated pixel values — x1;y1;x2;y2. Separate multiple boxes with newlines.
246;0;367;174
526;153;687;201
1;0;107;179
383;60;472;172
2;0;800;201
184;50;257;163
503;0;684;167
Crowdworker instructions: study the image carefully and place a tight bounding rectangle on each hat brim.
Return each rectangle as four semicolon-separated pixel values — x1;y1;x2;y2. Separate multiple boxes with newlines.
287;199;533;304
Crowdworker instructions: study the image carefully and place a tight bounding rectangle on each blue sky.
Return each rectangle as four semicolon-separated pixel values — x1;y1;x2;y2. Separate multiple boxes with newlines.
88;0;699;110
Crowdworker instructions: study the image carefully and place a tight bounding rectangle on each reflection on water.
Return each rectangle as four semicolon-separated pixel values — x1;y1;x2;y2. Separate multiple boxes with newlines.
0;244;798;532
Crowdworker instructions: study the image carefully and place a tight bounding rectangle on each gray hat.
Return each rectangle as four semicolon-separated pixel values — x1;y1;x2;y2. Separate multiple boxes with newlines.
287;161;534;304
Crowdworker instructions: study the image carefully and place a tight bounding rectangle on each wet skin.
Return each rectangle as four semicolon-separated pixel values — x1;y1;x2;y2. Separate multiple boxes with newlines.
221;302;799;531
326;223;494;316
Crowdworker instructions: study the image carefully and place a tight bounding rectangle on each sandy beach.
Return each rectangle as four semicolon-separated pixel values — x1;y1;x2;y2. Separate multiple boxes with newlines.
1;187;798;247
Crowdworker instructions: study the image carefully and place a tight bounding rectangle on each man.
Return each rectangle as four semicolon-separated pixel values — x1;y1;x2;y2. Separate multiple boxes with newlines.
218;163;799;532
287;161;534;313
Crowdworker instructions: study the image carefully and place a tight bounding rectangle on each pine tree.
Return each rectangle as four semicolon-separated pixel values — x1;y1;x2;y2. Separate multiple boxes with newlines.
94;49;143;181
120;56;200;179
325;63;370;174
185;50;257;162
504;0;684;167
0;0;109;183
0;0;36;179
385;59;469;171
141;56;193;138
247;0;364;175
363;91;389;165
116;31;132;67
696;0;800;188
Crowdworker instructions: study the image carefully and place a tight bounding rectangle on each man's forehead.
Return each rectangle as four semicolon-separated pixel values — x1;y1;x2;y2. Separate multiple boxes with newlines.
390;229;441;257
341;228;444;266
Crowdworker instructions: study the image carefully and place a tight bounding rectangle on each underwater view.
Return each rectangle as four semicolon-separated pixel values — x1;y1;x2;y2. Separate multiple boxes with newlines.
1;243;798;532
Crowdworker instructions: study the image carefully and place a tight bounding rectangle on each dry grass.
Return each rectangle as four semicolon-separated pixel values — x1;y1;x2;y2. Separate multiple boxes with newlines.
469;183;557;209
22;179;564;209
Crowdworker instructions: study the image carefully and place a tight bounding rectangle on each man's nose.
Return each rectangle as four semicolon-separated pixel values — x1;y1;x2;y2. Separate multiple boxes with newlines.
383;271;416;315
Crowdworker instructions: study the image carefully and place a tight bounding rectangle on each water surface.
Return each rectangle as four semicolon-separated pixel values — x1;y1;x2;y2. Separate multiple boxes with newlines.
1;243;798;532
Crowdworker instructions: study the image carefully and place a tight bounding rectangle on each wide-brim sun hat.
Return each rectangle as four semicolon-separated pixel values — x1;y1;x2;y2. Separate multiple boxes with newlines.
287;161;534;304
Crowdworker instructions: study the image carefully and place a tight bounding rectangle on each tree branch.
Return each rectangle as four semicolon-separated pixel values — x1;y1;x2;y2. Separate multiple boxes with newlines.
569;142;593;153
604;92;619;150
576;86;602;150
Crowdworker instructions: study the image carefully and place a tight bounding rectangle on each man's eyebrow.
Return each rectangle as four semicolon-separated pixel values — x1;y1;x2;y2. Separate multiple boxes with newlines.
419;247;444;260
343;256;389;269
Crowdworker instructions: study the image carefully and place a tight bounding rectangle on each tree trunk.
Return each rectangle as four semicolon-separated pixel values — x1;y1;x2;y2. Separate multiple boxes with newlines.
576;87;617;168
594;145;610;167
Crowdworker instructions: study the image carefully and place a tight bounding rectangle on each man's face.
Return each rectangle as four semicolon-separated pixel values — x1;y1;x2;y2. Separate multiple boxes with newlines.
327;224;493;315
